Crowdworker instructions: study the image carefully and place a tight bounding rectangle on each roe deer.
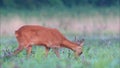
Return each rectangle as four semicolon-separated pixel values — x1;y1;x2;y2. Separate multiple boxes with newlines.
13;25;84;58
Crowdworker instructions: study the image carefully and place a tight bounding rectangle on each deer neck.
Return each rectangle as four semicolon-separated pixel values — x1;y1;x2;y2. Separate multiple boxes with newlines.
61;39;78;51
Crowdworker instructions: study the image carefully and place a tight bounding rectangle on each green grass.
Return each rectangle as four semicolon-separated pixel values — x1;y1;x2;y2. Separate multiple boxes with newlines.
0;6;119;19
0;6;119;68
0;36;120;68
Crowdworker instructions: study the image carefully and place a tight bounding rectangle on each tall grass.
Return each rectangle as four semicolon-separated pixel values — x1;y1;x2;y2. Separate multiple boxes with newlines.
0;6;120;68
0;36;120;68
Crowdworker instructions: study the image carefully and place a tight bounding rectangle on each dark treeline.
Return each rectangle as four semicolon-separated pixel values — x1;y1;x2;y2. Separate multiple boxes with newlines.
0;0;119;9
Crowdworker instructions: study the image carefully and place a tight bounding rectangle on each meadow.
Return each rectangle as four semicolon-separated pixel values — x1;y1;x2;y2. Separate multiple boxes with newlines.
0;35;120;68
0;6;120;68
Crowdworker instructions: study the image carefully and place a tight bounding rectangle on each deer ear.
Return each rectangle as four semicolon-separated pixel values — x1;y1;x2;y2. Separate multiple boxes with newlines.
79;39;84;47
74;36;77;41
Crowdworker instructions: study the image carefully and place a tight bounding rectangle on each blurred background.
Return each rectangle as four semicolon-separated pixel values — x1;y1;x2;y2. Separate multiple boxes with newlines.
0;0;120;68
0;0;119;37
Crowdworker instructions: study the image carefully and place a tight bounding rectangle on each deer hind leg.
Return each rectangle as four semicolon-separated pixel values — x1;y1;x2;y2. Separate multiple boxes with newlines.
26;45;32;58
53;48;60;58
13;45;24;55
45;47;50;57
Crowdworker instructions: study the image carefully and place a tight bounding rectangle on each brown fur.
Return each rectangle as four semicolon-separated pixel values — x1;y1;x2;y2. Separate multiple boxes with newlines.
14;25;84;58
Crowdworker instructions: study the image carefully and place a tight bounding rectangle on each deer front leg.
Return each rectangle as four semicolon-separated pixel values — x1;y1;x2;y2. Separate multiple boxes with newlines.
53;48;60;58
26;45;32;58
13;45;24;55
45;47;50;57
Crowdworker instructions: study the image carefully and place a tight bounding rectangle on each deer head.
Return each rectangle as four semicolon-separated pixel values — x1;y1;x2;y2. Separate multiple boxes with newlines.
74;37;84;58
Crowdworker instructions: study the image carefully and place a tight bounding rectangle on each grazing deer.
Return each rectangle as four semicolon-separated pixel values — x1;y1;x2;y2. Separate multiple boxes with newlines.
13;25;84;58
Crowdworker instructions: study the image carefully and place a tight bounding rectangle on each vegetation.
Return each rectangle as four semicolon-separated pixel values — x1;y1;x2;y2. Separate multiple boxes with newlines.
0;0;119;68
0;0;119;9
0;36;120;68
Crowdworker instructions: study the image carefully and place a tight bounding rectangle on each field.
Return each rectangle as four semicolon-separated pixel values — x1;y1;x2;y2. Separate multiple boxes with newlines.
0;6;120;68
0;35;120;68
